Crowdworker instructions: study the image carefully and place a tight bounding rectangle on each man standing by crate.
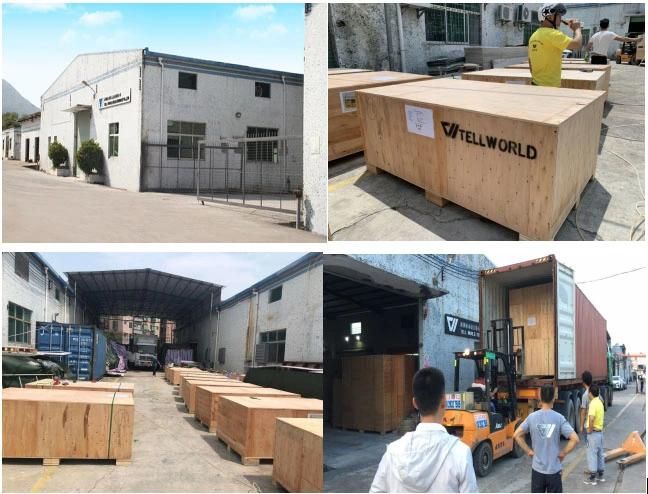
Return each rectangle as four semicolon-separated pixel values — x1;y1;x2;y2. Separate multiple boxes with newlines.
370;367;478;493
584;384;606;485
587;19;642;65
579;371;592;438
529;4;583;87
513;385;580;493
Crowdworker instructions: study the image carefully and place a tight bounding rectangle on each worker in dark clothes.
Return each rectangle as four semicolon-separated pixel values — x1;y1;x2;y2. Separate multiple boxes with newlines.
152;356;161;376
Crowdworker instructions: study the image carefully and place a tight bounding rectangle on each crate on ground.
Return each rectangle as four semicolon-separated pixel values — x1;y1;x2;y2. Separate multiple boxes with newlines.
183;378;258;414
272;418;323;493
167;367;209;385
216;396;323;465
332;354;416;434
178;374;233;403
195;385;299;432
25;378;135;395
328;71;431;161
2;387;134;465
356;78;606;240
462;68;608;92
506;62;611;89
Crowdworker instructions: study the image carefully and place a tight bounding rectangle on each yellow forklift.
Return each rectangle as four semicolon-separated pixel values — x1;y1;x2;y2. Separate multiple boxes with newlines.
442;320;524;477
616;32;645;65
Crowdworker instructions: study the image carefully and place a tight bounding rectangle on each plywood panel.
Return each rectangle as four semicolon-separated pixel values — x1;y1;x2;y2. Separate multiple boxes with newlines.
178;374;228;397
506;63;611;90
185;379;259;414
332;354;416;433
329;68;371;75
272;418;323;493
217;397;323;464
2;388;134;462
509;283;555;377
328;71;431;161
356;78;605;239
26;379;135;395
462;68;607;91
195;385;299;432
168;367;210;385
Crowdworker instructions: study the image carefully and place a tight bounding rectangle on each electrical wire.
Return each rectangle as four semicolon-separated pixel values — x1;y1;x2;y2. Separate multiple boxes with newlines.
577;266;647;284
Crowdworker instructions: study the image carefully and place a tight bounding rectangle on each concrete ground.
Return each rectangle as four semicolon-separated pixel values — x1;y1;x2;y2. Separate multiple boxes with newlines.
323;389;646;493
2;160;324;243
2;371;280;493
328;63;645;241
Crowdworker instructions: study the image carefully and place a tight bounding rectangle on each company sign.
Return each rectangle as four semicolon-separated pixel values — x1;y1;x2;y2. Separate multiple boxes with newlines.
444;314;480;340
99;89;131;110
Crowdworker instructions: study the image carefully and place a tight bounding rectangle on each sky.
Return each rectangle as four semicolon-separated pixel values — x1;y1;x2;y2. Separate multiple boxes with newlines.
39;252;305;299
2;3;305;104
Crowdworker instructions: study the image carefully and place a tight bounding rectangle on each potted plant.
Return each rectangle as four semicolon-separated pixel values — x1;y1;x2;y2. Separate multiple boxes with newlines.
48;141;70;177
76;139;105;184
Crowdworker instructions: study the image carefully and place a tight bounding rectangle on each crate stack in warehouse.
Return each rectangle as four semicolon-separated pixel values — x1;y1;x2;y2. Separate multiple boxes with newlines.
165;365;323;493
328;51;608;240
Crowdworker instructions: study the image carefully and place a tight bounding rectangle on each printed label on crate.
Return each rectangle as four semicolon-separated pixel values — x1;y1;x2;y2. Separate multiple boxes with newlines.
405;105;435;138
446;393;463;409
475;413;489;429
340;91;358;113
527;316;537;327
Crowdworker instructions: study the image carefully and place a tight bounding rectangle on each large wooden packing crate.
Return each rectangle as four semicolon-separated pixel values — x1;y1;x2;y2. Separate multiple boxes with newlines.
216;396;323;465
179;375;233;403
195;385;299;432
328;71;431;161
332;354;416;433
329;68;371;75
26;378;135;395
183;379;258;414
506;62;611;89
509;283;555;377
356;78;606;240
272;418;323;493
168;367;208;385
462;68;608;92
3;388;134;465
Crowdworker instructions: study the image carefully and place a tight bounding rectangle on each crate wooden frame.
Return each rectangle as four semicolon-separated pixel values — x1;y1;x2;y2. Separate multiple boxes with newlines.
272;418;323;493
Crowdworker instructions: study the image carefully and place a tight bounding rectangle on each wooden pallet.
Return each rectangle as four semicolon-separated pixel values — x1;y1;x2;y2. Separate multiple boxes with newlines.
215;432;269;466
37;458;131;466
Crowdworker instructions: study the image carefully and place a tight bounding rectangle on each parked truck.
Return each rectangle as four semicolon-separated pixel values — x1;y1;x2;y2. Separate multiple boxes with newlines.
128;334;158;369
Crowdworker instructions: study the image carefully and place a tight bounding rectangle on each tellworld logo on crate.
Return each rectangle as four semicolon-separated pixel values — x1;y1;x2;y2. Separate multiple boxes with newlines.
441;121;538;160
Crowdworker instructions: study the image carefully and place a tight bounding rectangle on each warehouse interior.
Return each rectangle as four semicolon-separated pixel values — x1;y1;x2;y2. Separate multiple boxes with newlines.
322;255;445;424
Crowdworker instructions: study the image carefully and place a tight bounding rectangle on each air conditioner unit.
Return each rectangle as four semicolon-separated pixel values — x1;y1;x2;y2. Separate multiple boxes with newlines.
497;5;514;23
516;5;532;24
255;343;269;364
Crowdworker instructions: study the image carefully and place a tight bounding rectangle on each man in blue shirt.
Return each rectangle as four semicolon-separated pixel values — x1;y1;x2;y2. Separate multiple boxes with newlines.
513;385;580;493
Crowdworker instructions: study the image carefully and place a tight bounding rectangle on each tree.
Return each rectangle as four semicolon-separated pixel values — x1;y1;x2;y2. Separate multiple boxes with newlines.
76;139;104;175
2;112;18;130
48;141;69;168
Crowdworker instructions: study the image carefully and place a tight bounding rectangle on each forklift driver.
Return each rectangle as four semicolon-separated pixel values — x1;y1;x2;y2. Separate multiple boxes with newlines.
470;376;498;413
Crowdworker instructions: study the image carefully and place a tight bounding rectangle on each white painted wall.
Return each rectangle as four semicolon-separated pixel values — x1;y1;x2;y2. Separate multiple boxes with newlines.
20;117;41;163
40;50;144;190
2;127;21;159
213;298;251;373
141;61;303;193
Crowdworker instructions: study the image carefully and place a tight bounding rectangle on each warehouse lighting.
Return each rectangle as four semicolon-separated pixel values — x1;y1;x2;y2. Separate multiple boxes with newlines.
351;321;362;335
355;335;360;341
81;80;96;98
344;336;349;342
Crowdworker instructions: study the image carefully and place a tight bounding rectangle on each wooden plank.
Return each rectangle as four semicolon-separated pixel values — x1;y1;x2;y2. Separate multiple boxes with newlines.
509;283;555;377
183;379;259;414
2;388;134;462
462;68;607;92
328;71;432;161
195;385;299;432
329;68;372;75
216;397;323;463
356;78;606;240
506;62;611;91
272;418;323;493
332;355;416;433
26;379;135;395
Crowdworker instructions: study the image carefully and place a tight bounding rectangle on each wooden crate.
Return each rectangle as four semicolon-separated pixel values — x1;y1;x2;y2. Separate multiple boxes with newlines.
272;418;323;493
183;379;258;414
328;71;431;161
168;367;209;385
179;375;234;404
462;68;608;92
177;373;226;394
2;388;134;465
329;68;372;75
356;78;606;240
26;379;135;395
216;396;323;465
509;283;555;377
195;385;299;432
332;354;416;433
506;62;611;89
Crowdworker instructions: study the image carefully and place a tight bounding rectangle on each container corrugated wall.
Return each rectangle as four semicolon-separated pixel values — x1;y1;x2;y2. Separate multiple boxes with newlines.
575;287;608;382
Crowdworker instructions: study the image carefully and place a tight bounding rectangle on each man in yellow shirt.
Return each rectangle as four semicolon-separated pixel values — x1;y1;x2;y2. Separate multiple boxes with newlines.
529;3;583;87
584;384;605;485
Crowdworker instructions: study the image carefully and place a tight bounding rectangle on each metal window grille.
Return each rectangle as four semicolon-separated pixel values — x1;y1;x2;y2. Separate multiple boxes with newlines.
425;4;481;45
246;127;279;162
167;121;206;160
8;302;32;344
254;82;271;98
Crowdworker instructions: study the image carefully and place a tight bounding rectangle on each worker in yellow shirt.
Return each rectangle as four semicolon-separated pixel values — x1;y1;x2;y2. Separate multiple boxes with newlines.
529;3;583;87
584;384;605;485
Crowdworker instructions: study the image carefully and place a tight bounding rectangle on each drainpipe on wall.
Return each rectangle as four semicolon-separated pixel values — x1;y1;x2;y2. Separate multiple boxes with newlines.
209;291;214;368
158;57;165;143
214;309;221;368
253;290;260;368
281;75;287;192
74;281;77;324
44;267;49;322
396;4;407;72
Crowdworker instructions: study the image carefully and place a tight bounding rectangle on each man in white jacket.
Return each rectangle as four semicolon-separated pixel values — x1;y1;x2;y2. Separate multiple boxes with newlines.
370;367;479;493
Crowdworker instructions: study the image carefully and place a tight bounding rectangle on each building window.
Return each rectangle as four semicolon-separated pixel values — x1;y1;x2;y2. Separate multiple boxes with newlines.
54;288;61;301
14;253;30;281
178;72;197;90
425;4;481;45
108;122;119;157
8;302;32;344
167;120;206;159
255;81;271;98
246;127;279;162
350;322;362;335
260;329;286;363
268;285;283;303
112;320;118;331
218;347;226;364
54;136;57;142
129;322;133;328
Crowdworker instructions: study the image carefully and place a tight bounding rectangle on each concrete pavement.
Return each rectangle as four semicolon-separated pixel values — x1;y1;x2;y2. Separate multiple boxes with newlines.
329;63;645;241
2;371;279;493
2;160;324;243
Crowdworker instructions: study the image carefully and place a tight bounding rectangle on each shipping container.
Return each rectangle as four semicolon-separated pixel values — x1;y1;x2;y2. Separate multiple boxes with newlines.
479;255;612;429
35;323;107;381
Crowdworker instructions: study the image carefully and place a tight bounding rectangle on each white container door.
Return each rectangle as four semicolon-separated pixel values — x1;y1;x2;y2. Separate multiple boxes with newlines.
556;261;576;379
